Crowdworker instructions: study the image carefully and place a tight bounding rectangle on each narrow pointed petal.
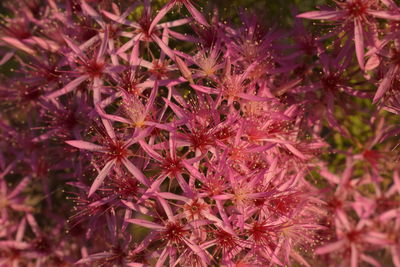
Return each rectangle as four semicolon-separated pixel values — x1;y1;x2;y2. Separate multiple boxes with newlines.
184;2;209;27
157;18;192;29
121;158;151;187
190;84;219;94
368;10;400;20
157;196;175;221
168;30;201;43
351;244;358;267
15;218;27;242
96;104;131;124
139;140;164;162
153;34;175;59
81;0;105;27
101;118;116;141
26;213;41;236
155;192;189;202
360;254;382;267
182;160;204;182
379;209;399;221
26;36;60;52
149;3;174;34
1;37;35;54
120;2;140;19
176;172;194;196
88;159;116;197
183;238;210;264
315;240;345;254
291;250;311;267
102;10;140;28
297;10;343;20
65;140;106;151
76;252;114;264
394;170;400;194
126;219;164;230
0;241;31;250
354;19;365;69
155;247;169;267
8;177;30;199
284;143;308;160
97;26;109;61
62;35;86;59
117;35;141;55
363;232;391;246
236;93;273;101
121;199;150;214
391;246;400;267
0;51;14;65
373;65;397;103
336;209;351;231
129;39;140;67
45;75;89;99
175;56;194;83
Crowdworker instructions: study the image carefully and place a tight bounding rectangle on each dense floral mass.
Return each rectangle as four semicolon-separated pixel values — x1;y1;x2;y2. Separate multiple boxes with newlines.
0;0;400;266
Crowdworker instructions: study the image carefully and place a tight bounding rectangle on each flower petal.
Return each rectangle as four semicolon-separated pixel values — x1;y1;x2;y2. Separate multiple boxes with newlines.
88;159;116;197
391;246;400;267
157;18;192;29
102;10;140;28
368;10;400;20
1;37;35;54
62;35;86;59
81;0;105;27
394;170;400;194
351;243;358;267
152;34;175;59
315;240;345;254
284;143;308;160
373;65;397;103
184;2;209;27
360;254;382;267
175;55;194;83
190;84;219;94
149;3;174;34
126;218;164;230
76;252;114;264
354;19;365;69
139;140;164;162
97;26;109;61
45;75;89;99
121;158;151;187
0;241;31;250
65;140;106;151
8;177;30;199
183;238;210;265
297;10;343;20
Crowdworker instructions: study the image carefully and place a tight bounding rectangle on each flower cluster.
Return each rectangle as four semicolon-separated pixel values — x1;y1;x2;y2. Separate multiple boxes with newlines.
0;0;399;266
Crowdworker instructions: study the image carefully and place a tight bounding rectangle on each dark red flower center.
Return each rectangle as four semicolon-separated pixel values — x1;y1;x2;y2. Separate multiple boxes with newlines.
345;0;369;18
163;222;187;244
83;59;105;77
346;230;362;243
108;141;128;161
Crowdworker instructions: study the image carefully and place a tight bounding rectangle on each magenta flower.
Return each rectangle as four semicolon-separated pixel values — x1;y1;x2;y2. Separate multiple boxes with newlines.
66;119;150;197
126;196;212;266
298;0;400;69
45;31;110;103
2;0;400;266
373;45;400;103
150;0;209;33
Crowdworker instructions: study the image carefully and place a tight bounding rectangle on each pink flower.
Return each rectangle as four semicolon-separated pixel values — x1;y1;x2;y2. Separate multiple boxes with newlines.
298;0;400;69
66;119;150;197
